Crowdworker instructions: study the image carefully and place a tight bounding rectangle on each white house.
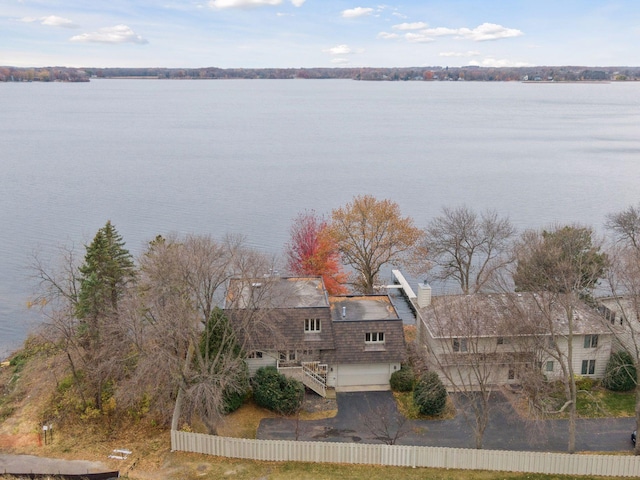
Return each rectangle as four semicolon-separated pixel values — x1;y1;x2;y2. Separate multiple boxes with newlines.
414;284;615;388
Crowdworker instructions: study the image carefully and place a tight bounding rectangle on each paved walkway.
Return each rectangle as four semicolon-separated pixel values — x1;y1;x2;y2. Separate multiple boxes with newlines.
257;391;637;452
0;453;110;476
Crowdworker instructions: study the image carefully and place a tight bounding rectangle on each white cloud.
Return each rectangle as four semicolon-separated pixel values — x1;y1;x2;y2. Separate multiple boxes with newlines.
209;0;305;7
392;22;428;31
20;15;79;28
41;15;79;28
210;0;280;8
377;32;399;40
341;7;373;18
324;44;352;55
404;32;434;43
70;25;148;44
460;23;523;41
390;22;523;43
468;57;531;67
439;51;481;57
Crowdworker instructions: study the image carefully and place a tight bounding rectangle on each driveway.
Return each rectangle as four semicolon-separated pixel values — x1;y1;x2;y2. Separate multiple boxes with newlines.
257;391;637;452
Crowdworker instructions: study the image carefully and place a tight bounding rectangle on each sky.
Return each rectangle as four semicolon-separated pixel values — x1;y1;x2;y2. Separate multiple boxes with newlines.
2;0;640;69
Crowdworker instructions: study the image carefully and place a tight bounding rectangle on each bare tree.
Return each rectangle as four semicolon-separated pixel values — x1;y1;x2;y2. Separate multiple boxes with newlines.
134;233;278;433
361;401;410;445
31;234;133;410
422;206;516;294
603;207;640;454
422;294;509;449
511;225;608;453
606;204;640;250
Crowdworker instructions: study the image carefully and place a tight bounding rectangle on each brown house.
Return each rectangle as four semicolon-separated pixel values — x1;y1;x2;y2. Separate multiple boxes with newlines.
225;276;405;396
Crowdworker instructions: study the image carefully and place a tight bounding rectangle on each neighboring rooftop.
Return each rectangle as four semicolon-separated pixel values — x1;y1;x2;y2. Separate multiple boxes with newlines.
226;276;329;309
330;295;400;322
419;292;612;338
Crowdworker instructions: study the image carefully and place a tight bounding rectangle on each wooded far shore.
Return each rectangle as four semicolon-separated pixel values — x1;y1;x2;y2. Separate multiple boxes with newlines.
2;65;640;82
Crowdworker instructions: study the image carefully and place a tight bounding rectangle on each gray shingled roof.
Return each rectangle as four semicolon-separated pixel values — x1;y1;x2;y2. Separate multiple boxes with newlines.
419;292;613;339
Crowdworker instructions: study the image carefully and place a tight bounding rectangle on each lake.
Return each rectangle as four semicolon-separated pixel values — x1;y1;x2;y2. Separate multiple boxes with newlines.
1;79;639;358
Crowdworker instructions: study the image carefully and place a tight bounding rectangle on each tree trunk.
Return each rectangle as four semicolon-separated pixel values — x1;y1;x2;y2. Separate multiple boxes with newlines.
171;344;194;431
635;371;640;455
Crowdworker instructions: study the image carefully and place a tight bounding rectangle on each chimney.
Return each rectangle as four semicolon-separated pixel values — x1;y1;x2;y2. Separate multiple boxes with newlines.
417;281;432;308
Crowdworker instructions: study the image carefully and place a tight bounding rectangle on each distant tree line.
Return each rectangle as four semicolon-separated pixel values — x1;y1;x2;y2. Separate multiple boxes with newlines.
2;65;640;82
0;66;89;82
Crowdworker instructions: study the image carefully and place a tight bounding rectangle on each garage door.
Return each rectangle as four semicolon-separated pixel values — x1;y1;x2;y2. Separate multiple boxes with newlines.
336;363;391;391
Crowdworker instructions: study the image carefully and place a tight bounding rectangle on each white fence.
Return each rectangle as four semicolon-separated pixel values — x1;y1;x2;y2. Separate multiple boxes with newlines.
171;430;640;477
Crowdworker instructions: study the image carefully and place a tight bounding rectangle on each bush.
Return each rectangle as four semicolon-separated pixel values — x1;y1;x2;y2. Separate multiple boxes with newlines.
223;363;250;414
251;367;304;415
575;376;596;391
413;371;447;416
390;365;415;392
602;351;637;392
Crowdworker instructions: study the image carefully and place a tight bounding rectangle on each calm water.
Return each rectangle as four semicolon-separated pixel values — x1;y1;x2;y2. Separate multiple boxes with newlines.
2;79;639;357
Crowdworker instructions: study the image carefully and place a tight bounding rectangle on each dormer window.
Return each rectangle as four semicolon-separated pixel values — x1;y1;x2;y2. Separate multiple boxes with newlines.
365;332;385;343
305;318;321;333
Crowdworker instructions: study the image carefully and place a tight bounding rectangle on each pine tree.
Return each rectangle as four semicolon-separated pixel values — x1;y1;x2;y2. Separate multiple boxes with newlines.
76;220;135;345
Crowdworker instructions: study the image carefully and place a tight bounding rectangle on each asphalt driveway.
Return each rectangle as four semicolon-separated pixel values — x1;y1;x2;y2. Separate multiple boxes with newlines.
257;391;636;452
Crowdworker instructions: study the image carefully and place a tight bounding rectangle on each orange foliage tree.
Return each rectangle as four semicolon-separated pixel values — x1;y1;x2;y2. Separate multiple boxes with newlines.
330;195;424;293
285;211;348;295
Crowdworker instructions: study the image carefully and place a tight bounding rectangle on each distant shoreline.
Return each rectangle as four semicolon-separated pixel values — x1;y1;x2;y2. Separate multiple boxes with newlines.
2;65;639;82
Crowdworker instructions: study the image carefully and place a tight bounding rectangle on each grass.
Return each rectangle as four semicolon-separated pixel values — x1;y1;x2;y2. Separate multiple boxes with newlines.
118;453;620;480
215;395;337;438
576;388;636;418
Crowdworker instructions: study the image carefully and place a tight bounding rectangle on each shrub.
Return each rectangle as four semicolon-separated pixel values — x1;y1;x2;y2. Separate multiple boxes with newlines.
602;351;637;392
574;375;596;391
390;365;415;392
223;364;250;414
252;367;304;415
413;371;447;416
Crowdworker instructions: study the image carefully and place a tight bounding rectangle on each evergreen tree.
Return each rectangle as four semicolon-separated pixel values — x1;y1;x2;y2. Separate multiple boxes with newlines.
76;220;135;344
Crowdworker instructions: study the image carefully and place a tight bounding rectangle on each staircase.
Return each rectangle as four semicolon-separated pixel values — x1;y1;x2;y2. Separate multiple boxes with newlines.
278;361;328;398
301;362;327;397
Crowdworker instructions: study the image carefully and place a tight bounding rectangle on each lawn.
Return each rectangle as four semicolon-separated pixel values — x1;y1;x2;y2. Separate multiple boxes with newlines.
576;388;636;418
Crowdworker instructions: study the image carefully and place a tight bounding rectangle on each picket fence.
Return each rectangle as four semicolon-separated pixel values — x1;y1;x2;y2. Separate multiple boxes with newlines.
171;430;640;477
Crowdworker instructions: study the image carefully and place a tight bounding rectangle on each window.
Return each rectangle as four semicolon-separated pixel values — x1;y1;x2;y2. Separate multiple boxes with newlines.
584;334;599;348
581;359;596;375
305;318;321;332
508;368;515;380
497;337;504;345
365;332;385;343
247;351;263;359
452;338;468;352
545;361;554;372
279;350;296;362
